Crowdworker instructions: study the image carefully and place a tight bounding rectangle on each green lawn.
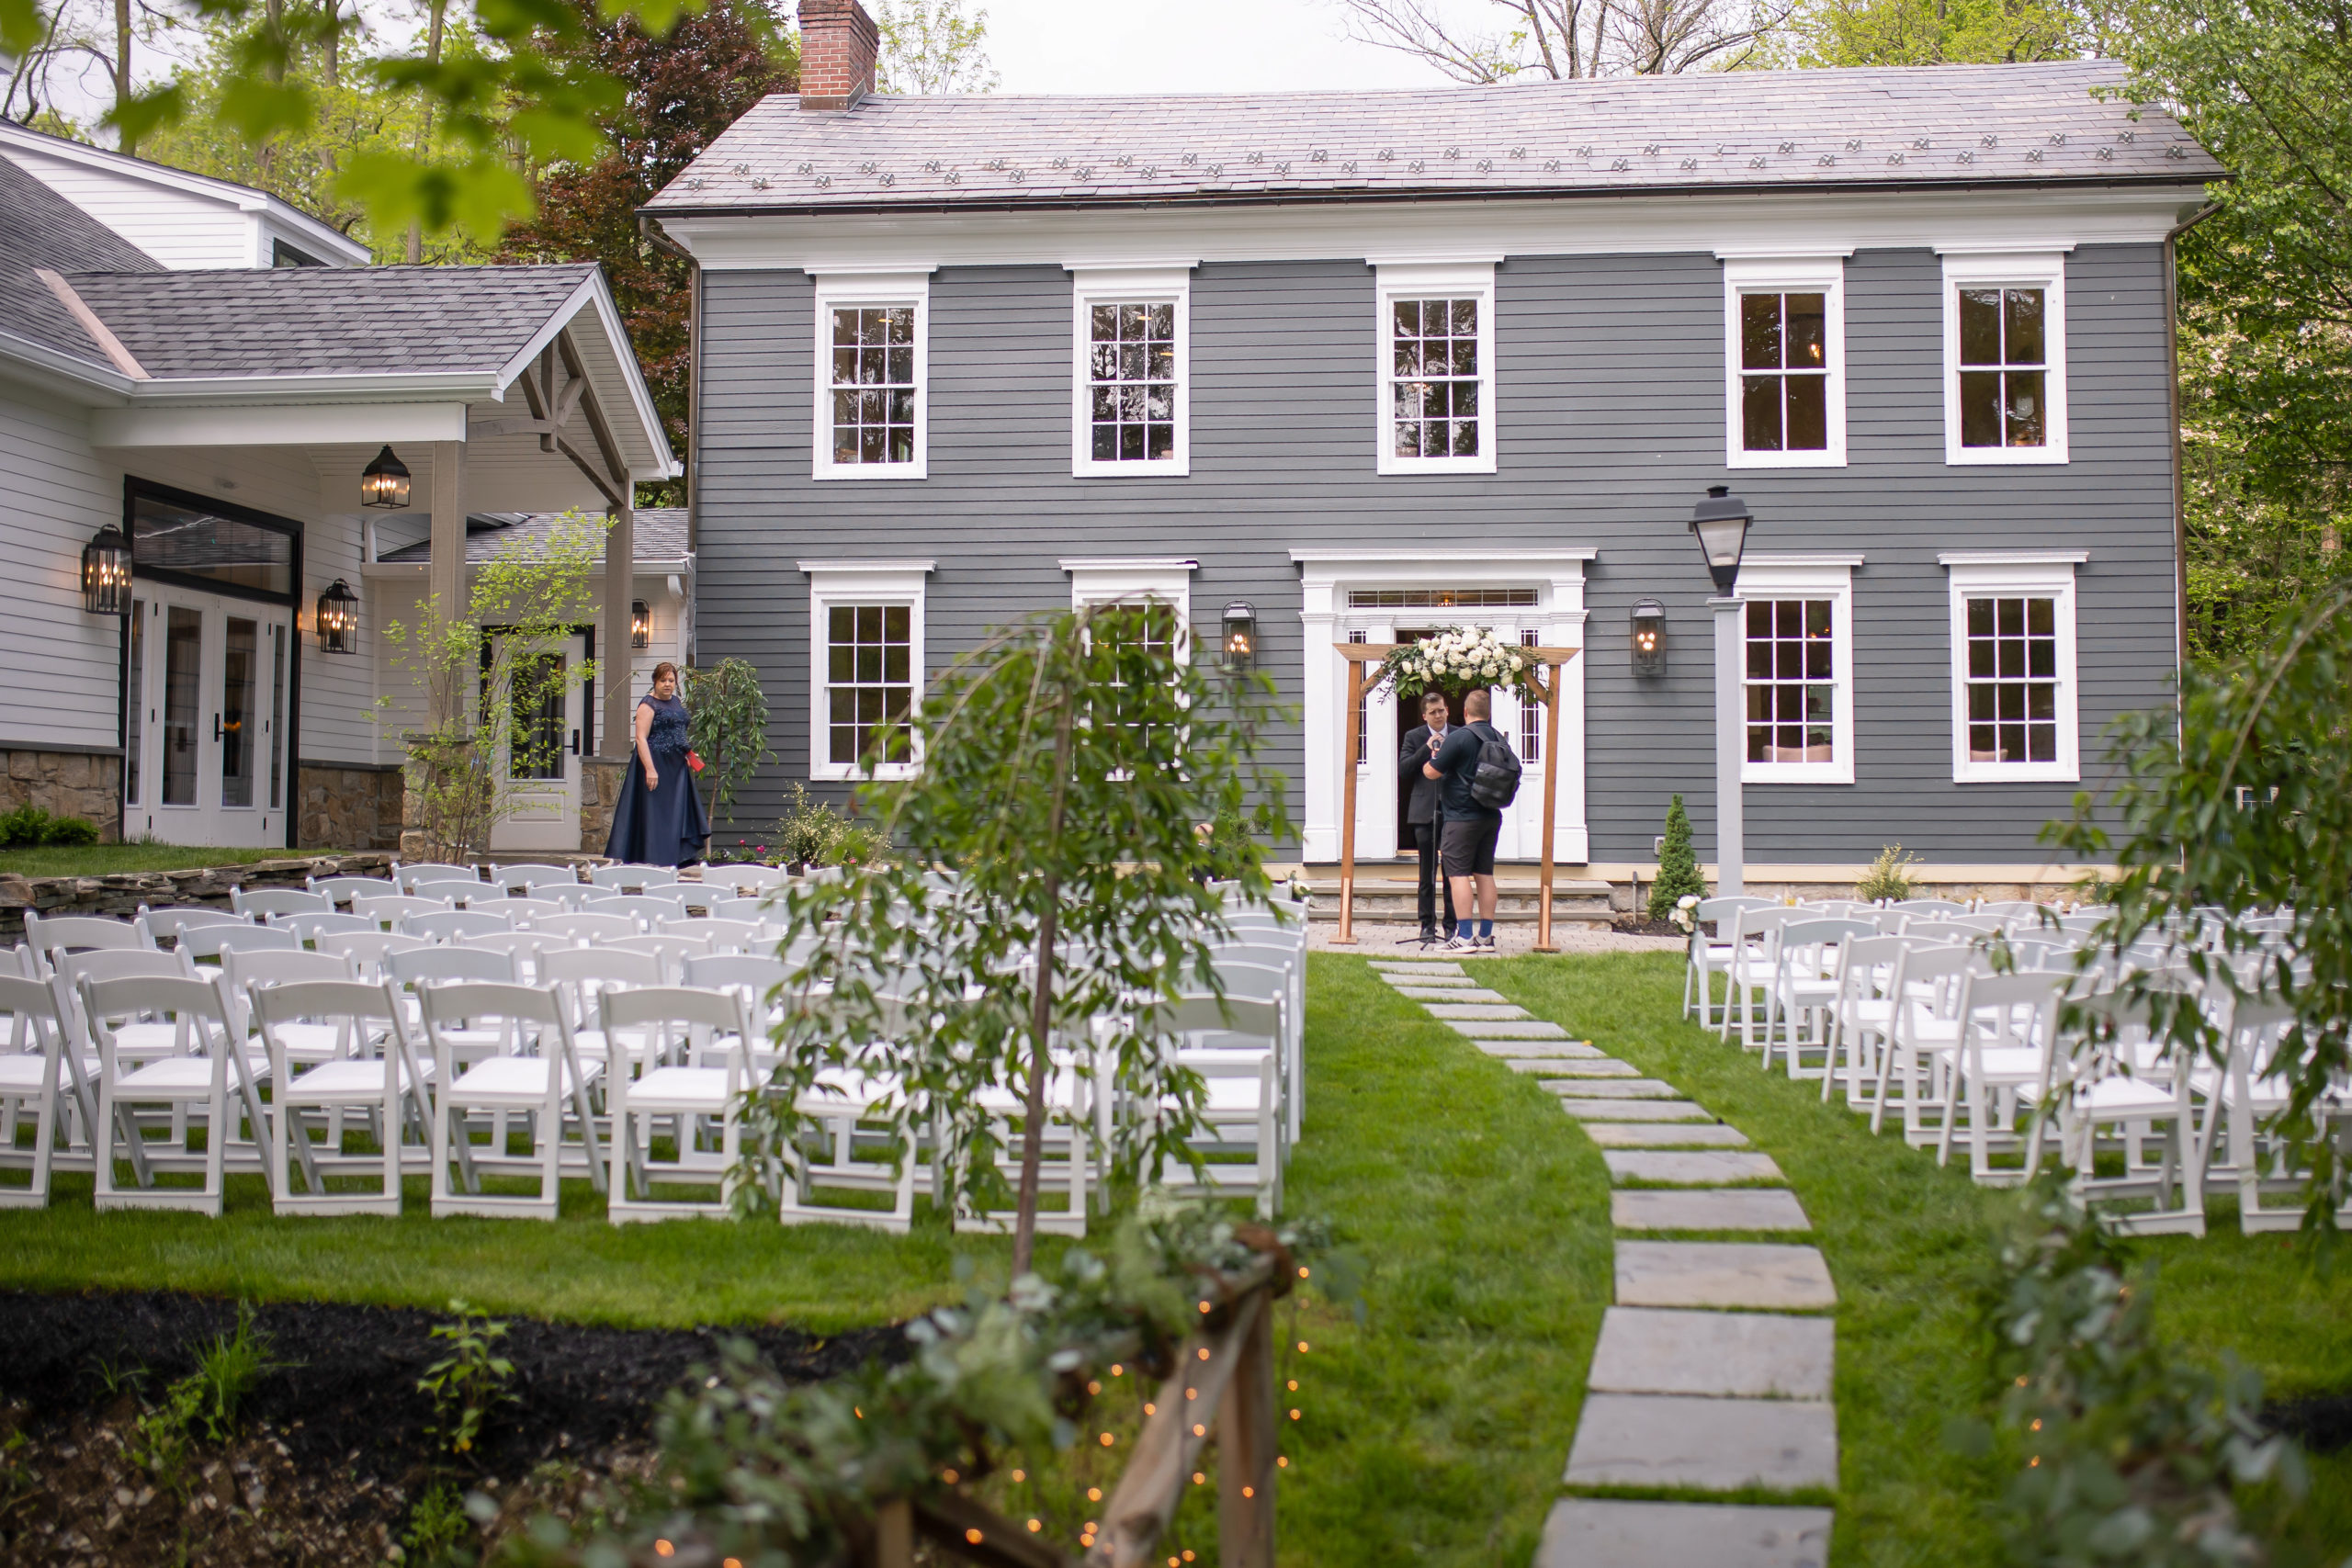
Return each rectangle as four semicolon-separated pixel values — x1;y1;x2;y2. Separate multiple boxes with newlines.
4;949;2345;1565
0;843;344;878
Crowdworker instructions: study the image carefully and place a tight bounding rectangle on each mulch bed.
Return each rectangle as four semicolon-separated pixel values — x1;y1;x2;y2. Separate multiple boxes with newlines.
1608;916;1687;938
0;1290;905;1566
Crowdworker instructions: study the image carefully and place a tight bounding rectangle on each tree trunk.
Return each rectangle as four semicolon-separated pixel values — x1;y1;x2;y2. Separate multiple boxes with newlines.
407;0;447;265
1009;692;1077;1277
112;0;132;156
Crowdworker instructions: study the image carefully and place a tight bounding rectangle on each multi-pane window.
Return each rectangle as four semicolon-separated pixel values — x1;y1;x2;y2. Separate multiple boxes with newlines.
1745;599;1836;765
1087;303;1176;463
1958;288;2046;449
826;604;913;767
1740;292;1827;452
1391;298;1480;460
1962;595;2059;764
829;306;918;466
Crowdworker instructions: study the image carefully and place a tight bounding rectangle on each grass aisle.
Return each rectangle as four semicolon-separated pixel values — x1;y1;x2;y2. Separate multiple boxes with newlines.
1283;954;1614;1565
1490;949;2352;1568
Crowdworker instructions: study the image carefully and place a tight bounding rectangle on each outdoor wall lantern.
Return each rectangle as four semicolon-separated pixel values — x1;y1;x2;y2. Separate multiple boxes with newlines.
316;578;360;655
359;445;413;510
1222;600;1257;666
81;525;131;615
631;599;651;649
1689;483;1754;593
1631;598;1667;674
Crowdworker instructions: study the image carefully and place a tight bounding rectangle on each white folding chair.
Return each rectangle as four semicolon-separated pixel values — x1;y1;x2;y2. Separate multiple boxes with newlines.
2206;997;2350;1234
601;985;751;1224
271;910;382;945
220;946;359;1069
775;988;918;1235
1869;943;1974;1141
1939;969;2065;1184
402;908;518;942
24;913;147;972
588;895;677;931
0;974;79;1206
711;897;777;926
530;911;641;947
2032;987;2211;1235
660;917;760;953
53;948;198;1067
177;922;300;976
1154;992;1283;1220
1684;896;1773;1028
355;894;458;928
1761;919;1878;1079
253;977;433;1216
315;930;431;982
85;973;263;1214
132;908;250;953
487;863;582;897
231;887;332;919
309;874;399;907
539;946;666;1069
592;863;681;892
1821;933;1909;1109
707;863;787;896
605;932;711;979
418;980;605;1220
394;863;483;897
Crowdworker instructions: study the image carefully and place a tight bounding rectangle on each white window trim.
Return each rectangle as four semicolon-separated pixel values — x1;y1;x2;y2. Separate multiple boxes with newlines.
799;558;932;781
1940;250;2069;467
1062;556;1196;661
1373;260;1498;477
1734;555;1859;785
1068;265;1193;479
1720;254;1847;469
1940;551;2084;784
811;270;933;482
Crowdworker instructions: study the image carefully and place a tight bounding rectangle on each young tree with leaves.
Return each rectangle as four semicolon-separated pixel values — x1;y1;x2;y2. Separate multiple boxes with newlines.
1328;0;1795;80
873;0;995;93
753;604;1290;1274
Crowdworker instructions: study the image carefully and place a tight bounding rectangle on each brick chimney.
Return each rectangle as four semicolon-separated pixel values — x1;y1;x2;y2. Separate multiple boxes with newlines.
798;0;879;111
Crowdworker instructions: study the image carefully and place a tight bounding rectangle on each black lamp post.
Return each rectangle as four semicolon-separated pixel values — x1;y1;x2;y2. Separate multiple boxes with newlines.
317;578;360;654
359;446;412;510
1689;484;1756;896
1688;483;1754;593
1222;600;1257;667
631;599;650;650
81;525;131;615
1630;598;1667;675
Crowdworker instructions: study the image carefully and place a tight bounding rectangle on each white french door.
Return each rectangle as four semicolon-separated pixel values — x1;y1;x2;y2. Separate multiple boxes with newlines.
490;633;587;853
123;587;292;848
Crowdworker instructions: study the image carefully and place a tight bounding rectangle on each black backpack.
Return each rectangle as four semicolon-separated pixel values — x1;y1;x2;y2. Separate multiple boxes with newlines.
1468;722;1522;809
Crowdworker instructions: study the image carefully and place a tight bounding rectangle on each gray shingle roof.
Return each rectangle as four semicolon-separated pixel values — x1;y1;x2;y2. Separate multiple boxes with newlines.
0;153;160;370
646;61;2222;215
60;264;597;378
378;509;689;566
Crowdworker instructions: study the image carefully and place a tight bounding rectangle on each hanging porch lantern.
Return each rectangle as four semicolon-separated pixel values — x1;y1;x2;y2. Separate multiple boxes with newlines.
1630;598;1667;675
359;445;412;509
317;578;360;654
631;599;651;649
81;524;131;615
1221;600;1257;667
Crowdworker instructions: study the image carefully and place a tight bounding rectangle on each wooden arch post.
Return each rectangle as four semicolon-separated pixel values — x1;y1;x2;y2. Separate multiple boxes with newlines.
1331;642;1583;953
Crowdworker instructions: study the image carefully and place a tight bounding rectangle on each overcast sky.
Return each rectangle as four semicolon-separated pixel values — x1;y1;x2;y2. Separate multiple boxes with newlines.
978;0;1463;95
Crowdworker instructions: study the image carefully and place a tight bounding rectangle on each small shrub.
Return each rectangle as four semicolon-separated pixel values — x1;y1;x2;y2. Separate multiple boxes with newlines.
1646;795;1707;921
1856;842;1924;903
419;1300;518;1458
40;815;97;845
773;781;845;866
130;1307;284;1490
401;1479;477;1564
0;805;49;849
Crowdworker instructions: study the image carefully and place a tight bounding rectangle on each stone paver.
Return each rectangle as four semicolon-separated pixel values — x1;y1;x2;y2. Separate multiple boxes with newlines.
1470;1040;1598;1057
1536;1500;1832;1568
1446;1019;1568;1039
1615;1242;1838;1310
1425;1002;1536;1021
1519;1058;1640;1077
1540;1077;1683;1099
1558;1099;1715;1122
1588;1307;1835;1400
1369;962;1464;977
1395;986;1510;1003
1603;1149;1785;1185
1582;1122;1753;1149
1611;1189;1813;1233
1564;1393;1838;1491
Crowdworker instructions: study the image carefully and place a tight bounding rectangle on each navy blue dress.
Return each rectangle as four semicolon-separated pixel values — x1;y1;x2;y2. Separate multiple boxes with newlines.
604;692;709;867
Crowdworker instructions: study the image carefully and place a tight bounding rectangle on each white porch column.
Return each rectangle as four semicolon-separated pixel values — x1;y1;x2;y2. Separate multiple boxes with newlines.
1297;579;1340;863
1712;595;1745;896
1544;565;1591;864
427;440;465;726
601;477;635;760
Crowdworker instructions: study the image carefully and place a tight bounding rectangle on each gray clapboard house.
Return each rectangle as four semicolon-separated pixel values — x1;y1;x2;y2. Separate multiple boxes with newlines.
644;4;2222;889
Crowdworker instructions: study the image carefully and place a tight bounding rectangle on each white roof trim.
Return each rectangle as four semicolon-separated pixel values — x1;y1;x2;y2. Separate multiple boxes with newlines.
1938;549;2089;566
1058;557;1199;573
797;558;938;573
1290;547;1599;564
123;370;503;403
0;328;136;400
0;120;368;265
1743;552;1866;568
492;270;680;481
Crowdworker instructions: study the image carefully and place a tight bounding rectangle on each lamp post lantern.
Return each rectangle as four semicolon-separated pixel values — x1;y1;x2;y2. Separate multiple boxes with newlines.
1690;484;1755;896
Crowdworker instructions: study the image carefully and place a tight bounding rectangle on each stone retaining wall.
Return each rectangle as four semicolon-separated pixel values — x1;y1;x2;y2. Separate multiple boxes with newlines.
0;852;396;940
296;762;404;852
2;748;121;840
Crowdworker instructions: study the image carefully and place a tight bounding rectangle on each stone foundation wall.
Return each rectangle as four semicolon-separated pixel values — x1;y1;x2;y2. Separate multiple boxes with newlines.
580;757;626;856
296;761;403;852
0;851;395;940
1;747;121;840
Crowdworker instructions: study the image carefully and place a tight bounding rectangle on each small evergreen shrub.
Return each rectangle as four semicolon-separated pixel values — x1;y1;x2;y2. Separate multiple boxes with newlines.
1646;795;1708;920
0;806;96;847
41;815;97;846
1857;842;1924;903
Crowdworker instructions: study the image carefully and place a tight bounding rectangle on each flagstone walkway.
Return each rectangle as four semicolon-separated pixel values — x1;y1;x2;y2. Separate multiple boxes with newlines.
1370;957;1837;1568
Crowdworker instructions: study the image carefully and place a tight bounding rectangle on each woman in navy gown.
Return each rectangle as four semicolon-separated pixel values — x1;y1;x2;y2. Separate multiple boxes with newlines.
604;661;709;867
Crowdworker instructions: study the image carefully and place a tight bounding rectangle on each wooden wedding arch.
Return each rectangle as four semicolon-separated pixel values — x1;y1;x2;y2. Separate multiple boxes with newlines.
1328;641;1585;954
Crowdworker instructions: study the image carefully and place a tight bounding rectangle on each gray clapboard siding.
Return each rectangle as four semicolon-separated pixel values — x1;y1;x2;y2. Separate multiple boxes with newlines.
695;243;2177;863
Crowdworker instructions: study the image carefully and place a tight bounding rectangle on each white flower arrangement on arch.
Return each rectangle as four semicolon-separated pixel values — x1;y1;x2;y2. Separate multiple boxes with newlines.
1372;625;1544;701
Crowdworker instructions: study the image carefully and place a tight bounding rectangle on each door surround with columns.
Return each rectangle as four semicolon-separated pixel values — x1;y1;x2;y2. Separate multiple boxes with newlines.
1294;548;1595;864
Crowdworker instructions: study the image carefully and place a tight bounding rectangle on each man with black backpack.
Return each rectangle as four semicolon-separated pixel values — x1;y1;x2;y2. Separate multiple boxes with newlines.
1422;686;1521;953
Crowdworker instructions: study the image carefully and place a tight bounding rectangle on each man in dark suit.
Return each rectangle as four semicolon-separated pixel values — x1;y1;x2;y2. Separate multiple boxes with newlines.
1398;689;1457;943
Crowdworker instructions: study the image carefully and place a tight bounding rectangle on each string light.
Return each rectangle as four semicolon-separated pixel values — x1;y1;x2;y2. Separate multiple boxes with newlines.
1011;1469;1026;1483
1101;1431;1116;1446
1088;1380;1102;1395
1087;1487;1102;1502
942;1469;959;1484
1145;1403;1157;1416
1196;1348;1210;1361
1111;1364;1124;1377
1186;1387;1197;1400
1241;1486;1255;1499
1298;1266;1310;1279
1297;1341;1310;1353
1193;1423;1206;1437
654;1544;674;1559
1278;1457;1290;1469
1199;1302;1212;1314
1193;1471;1205;1485
967;1528;985;1544
1287;1379;1298;1391
1027;1518;1043;1532
1288;1408;1301;1420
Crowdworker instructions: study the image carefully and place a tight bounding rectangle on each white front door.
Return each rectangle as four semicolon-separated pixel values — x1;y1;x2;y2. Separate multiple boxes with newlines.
123;589;293;848
491;634;586;854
